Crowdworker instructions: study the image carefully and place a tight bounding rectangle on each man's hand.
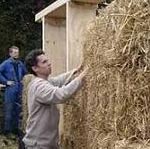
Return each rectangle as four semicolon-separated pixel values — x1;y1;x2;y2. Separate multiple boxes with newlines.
74;63;84;74
78;66;89;80
76;63;83;72
7;81;15;86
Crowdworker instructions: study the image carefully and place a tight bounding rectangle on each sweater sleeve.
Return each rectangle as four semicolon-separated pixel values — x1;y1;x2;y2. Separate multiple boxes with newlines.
0;62;8;85
48;69;77;87
35;76;82;104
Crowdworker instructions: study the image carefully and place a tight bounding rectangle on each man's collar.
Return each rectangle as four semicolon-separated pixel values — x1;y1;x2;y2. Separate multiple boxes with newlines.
9;57;19;63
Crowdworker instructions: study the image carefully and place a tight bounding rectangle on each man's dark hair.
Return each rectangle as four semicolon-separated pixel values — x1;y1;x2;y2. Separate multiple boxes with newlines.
25;49;45;75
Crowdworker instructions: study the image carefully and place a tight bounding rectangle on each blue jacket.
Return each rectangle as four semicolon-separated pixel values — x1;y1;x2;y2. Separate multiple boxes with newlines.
0;57;27;85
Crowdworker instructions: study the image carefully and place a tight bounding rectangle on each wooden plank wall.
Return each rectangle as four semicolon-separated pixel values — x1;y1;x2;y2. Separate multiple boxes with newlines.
44;17;66;75
67;1;97;70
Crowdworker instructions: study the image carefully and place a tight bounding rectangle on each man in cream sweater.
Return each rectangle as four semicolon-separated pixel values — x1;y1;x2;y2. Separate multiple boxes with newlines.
23;50;88;149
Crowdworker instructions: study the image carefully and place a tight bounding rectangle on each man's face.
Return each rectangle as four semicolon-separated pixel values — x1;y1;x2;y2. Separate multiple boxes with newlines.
33;54;51;77
10;48;19;59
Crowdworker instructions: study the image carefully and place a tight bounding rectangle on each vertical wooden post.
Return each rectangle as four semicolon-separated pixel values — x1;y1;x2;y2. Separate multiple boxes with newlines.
42;17;45;51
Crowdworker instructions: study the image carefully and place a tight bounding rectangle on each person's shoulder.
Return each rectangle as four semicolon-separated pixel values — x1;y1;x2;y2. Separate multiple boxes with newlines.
0;58;11;65
28;77;48;91
18;60;24;65
30;77;46;85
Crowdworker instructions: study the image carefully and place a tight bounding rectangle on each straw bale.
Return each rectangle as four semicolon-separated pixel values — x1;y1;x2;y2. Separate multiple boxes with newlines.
0;135;18;149
62;0;150;148
21;74;34;132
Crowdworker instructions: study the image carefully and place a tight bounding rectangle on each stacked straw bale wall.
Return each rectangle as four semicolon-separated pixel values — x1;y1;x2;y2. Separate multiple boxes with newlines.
62;0;150;148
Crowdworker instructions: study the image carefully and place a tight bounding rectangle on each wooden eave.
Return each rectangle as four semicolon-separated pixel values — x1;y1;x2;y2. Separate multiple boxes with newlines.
35;0;99;22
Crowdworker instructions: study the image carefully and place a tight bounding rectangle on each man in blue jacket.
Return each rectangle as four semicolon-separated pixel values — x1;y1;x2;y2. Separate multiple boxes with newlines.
0;46;26;136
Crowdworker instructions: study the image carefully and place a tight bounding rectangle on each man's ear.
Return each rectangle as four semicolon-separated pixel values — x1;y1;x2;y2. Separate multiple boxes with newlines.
32;66;38;73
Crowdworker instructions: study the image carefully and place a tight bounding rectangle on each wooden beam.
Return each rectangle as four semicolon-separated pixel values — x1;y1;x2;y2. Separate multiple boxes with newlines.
35;0;70;21
42;17;45;51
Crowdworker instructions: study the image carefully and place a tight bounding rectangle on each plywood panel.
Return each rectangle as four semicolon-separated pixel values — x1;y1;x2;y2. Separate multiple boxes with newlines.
44;17;66;75
67;2;97;70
